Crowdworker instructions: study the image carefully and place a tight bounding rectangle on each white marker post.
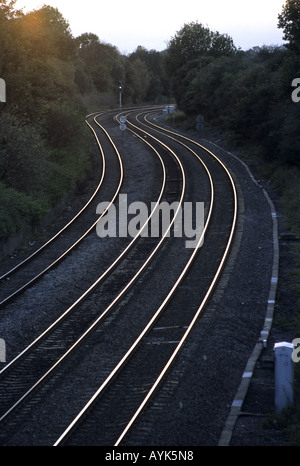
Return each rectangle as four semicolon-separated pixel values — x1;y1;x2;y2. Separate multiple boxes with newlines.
274;342;294;412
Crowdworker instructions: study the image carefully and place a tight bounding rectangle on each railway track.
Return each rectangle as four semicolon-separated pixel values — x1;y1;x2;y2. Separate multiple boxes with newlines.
0;112;123;305
0;106;237;446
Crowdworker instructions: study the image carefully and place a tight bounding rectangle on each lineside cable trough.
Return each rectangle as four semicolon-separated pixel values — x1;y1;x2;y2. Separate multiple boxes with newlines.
216;145;300;445
216;146;282;446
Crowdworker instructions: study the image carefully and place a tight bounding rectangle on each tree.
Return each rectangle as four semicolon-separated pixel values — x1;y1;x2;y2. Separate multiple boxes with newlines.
15;5;76;60
0;0;22;20
278;0;300;51
211;31;237;57
0;0;23;76
164;21;236;105
76;33;124;94
128;46;169;101
164;21;236;77
164;22;210;79
123;58;150;103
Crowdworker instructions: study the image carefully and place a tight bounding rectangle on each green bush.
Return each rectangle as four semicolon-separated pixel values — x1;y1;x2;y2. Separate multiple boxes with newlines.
0;182;45;240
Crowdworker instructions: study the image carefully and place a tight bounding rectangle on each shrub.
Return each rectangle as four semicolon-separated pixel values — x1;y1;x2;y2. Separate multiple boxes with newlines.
0;182;45;240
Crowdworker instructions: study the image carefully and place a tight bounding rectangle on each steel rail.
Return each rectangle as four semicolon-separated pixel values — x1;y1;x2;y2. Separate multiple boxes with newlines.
0;116;123;307
114;111;238;446
0;114;124;373
0;113;166;374
54;110;237;447
0;114;181;423
53;112;215;446
0;107;164;303
143;110;234;175
0;115;106;282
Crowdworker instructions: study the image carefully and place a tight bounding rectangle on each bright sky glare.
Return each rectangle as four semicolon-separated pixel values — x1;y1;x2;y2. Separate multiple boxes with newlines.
15;0;285;54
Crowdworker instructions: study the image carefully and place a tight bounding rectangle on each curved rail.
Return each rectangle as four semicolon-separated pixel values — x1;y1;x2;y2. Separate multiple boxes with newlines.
0;106;162;285
0;116;123;306
1;108;237;447
115;110;238;445
0;116;106;282
0;112;184;424
53;110;221;446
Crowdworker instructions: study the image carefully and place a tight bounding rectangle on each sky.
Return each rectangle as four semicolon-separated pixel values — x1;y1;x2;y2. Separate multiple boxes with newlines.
15;0;285;54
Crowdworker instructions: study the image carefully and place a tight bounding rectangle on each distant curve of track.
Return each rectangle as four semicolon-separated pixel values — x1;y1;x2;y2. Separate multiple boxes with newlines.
0;106;237;446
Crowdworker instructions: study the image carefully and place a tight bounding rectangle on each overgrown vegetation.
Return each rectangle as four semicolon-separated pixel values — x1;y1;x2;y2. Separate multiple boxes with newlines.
164;21;300;168
0;0;172;240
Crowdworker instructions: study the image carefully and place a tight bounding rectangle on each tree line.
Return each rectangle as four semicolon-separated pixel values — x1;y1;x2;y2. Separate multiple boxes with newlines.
0;0;299;240
164;2;300;168
0;0;170;239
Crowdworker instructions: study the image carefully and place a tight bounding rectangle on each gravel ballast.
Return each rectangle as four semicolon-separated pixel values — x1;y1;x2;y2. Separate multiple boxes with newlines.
0;113;292;446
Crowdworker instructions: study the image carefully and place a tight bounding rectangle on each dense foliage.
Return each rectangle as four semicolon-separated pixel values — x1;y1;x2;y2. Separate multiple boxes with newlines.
0;0;170;239
1;0;300;242
163;13;300;168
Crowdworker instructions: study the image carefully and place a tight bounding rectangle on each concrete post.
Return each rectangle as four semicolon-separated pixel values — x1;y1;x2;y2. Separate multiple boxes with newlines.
274;342;294;413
